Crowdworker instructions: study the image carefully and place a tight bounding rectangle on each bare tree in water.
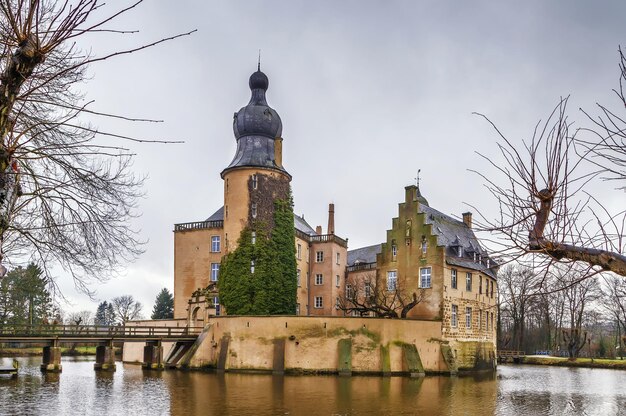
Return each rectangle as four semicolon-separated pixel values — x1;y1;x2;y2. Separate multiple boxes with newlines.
0;1;193;293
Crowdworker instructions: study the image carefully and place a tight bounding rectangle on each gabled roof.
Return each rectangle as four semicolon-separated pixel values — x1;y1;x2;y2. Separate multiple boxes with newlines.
418;203;497;278
347;244;382;266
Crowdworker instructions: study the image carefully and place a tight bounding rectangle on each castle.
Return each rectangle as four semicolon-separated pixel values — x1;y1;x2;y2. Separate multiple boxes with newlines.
172;68;498;349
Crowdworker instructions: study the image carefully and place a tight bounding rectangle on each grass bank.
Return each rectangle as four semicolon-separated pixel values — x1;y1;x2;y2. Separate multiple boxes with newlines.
519;355;626;370
0;346;121;357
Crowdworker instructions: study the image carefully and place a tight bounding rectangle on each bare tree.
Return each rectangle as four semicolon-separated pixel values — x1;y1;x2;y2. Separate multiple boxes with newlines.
65;309;93;326
497;264;540;351
111;294;142;324
0;1;193;293
553;266;602;359
338;271;427;319
473;49;626;278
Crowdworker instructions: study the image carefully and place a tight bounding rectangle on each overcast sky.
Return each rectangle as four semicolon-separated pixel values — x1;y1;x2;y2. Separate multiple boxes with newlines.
56;0;626;315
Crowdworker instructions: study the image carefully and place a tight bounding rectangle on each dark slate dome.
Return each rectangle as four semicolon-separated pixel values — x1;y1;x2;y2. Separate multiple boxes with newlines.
233;70;282;140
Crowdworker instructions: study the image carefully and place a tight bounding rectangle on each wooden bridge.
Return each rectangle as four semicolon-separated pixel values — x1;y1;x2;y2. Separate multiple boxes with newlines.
0;324;204;373
497;350;525;363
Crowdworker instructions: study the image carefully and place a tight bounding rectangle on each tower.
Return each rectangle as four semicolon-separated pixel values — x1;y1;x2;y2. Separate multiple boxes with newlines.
221;69;291;252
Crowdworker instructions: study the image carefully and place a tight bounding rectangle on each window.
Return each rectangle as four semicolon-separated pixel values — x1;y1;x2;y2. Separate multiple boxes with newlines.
316;251;324;262
214;296;221;316
466;307;472;328
451;269;457;289
336;253;340;265
335;297;340;309
479;276;482;294
226;178;229;194
387;271;397;291
466;272;472;292
336;275;340;287
451;305;458;327
296;303;300;315
251;174;258;189
306;272;309;288
225;205;228;218
297;269;301;287
250;260;255;274
211;263;220;282
491;281;494;298
420;267;432;288
211;236;221;252
421;239;427;255
315;274;323;285
251;231;256;245
458;246;463;257
314;296;323;308
251;203;257;218
485;311;489;331
490;312;494;331
297;244;302;260
365;283;372;298
392;244;397;260
346;284;353;299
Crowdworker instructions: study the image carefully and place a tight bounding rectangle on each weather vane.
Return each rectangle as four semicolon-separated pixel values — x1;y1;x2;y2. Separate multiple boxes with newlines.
415;169;421;188
258;49;261;71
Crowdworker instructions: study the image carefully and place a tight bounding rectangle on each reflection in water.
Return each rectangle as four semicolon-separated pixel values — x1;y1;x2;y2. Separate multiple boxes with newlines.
1;358;626;415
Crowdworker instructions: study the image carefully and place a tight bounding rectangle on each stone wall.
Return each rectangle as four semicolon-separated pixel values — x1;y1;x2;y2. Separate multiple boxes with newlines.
122;316;496;374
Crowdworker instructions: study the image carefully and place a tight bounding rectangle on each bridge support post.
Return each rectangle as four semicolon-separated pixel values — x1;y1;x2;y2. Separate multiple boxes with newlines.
142;340;164;370
41;340;62;373
94;340;116;371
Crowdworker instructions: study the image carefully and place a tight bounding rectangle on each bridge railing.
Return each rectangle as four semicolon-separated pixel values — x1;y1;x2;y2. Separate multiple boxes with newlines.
0;324;204;338
498;350;525;357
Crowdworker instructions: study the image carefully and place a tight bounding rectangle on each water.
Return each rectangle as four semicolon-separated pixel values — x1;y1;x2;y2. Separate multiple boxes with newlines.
1;357;626;415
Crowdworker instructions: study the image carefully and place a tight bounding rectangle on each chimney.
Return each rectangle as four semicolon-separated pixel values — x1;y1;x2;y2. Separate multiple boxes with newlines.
462;212;472;228
315;225;322;235
327;203;335;234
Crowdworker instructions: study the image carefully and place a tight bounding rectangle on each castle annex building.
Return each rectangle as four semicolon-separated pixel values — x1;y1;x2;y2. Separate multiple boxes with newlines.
173;68;498;350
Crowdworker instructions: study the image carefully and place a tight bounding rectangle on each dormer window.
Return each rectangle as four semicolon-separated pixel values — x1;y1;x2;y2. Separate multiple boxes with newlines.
487;259;491;268
473;252;477;262
458;247;463;257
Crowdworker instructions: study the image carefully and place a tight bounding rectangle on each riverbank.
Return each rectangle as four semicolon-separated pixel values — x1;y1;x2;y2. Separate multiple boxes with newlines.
0;346;120;357
519;355;626;370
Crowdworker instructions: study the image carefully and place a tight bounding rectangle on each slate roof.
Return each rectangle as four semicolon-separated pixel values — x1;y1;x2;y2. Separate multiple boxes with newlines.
347;244;382;266
206;206;224;222
418;203;497;278
294;214;317;236
205;206;317;236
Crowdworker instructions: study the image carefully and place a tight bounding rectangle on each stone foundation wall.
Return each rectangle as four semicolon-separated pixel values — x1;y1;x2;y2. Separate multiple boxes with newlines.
122;316;496;374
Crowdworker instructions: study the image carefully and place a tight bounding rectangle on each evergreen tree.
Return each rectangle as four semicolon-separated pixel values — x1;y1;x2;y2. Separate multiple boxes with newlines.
151;288;174;319
0;263;52;325
219;193;297;315
95;301;115;326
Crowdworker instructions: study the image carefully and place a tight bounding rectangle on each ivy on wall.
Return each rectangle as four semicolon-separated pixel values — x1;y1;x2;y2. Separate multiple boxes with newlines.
218;191;297;315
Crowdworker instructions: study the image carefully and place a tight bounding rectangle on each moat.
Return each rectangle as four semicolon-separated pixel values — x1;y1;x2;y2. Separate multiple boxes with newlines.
1;357;625;415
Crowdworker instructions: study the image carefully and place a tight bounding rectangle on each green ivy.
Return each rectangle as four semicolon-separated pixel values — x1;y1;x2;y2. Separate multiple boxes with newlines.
218;192;297;315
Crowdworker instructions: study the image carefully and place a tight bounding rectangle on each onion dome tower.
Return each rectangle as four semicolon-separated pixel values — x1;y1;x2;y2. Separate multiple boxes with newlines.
221;67;292;252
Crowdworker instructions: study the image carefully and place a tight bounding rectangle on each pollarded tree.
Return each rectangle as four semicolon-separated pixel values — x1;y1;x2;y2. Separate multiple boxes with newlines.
151;288;174;320
474;49;626;279
0;1;192;293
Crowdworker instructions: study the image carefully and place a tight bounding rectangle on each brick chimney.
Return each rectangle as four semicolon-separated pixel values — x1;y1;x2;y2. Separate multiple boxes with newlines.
462;212;472;228
327;203;335;235
315;225;322;235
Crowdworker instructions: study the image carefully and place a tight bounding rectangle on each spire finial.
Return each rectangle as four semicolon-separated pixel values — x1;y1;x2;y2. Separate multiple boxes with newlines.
258;49;261;71
415;169;421;188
